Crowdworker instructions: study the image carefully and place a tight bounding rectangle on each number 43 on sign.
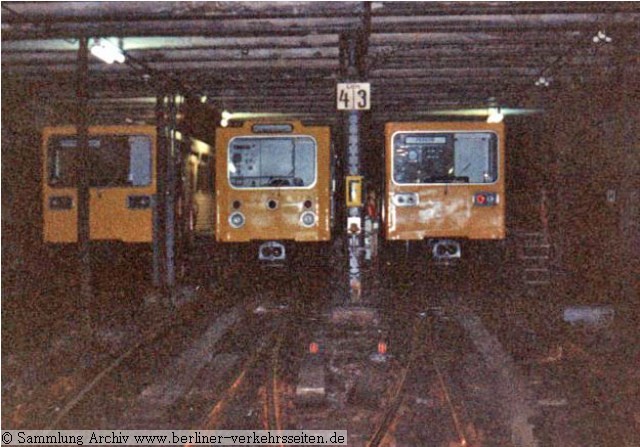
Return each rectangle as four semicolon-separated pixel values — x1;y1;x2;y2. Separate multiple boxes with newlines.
337;83;371;111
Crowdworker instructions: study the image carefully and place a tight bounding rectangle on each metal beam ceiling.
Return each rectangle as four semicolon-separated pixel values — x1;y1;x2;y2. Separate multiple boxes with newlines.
2;1;639;123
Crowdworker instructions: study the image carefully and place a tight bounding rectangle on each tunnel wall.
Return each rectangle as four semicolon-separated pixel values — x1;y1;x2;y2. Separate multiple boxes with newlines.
2;78;44;296
544;73;639;306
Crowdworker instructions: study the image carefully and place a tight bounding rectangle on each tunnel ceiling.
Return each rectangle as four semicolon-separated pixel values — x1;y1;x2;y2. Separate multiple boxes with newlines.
2;1;640;123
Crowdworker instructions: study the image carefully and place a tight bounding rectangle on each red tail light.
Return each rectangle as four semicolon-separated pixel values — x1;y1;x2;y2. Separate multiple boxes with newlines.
474;192;497;207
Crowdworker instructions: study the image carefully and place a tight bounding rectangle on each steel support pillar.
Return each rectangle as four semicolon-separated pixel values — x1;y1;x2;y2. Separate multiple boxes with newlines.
346;112;362;302
76;36;92;330
152;94;178;298
344;33;364;304
164;95;178;290
152;96;165;288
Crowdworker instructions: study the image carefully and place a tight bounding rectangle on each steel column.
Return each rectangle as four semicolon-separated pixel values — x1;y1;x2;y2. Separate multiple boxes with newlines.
76;36;92;329
344;32;364;303
152;95;165;288
165;95;178;290
152;94;178;296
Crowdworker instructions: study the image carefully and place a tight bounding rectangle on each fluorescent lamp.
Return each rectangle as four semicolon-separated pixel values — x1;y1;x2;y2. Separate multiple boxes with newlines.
486;107;504;123
90;39;125;64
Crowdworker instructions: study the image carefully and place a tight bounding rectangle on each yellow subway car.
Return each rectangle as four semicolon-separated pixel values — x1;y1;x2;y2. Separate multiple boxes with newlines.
42;125;156;244
215;121;332;262
385;122;505;261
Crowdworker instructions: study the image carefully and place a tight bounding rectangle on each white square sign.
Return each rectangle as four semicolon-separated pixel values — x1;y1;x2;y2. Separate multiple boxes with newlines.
337;83;371;111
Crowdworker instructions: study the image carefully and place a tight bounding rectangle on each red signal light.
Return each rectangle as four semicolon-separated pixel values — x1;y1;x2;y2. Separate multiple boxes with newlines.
476;194;487;205
309;342;319;354
377;341;388;355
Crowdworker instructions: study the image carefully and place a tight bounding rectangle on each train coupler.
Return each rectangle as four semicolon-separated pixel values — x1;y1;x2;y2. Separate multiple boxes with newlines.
431;239;462;263
258;241;286;262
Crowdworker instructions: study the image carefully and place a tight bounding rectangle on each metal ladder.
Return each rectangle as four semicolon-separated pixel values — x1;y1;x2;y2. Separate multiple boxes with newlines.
518;189;554;295
519;231;552;289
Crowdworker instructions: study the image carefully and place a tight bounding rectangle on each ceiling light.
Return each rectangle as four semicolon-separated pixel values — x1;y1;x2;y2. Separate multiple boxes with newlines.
218;111;300;125
486;107;504;123
90;38;125;64
592;30;612;44
535;76;550;87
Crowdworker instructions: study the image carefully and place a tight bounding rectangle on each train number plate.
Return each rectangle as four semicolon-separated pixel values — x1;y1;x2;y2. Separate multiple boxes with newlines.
337;83;371;111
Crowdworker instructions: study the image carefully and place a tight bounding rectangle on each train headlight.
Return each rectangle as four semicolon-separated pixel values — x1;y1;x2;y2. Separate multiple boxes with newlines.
229;212;246;228
300;211;317;227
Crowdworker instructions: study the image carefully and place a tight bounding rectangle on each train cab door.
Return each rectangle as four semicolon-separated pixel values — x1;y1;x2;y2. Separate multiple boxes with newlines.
88;130;156;243
43;126;79;243
43;126;157;244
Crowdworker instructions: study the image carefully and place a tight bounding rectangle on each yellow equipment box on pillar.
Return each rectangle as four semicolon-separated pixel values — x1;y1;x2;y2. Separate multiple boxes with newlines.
346;175;363;207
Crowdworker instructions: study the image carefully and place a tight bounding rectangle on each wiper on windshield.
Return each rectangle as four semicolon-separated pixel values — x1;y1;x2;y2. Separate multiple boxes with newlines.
230;175;305;187
422;175;469;183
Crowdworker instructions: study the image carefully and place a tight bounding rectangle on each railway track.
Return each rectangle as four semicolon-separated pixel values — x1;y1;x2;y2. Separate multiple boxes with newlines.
36;293;216;428
263;324;285;434
45;321;171;430
193;310;317;433
196;317;286;431
361;310;497;447
31;259;330;431
25;257;534;447
42;286;272;429
366;314;425;447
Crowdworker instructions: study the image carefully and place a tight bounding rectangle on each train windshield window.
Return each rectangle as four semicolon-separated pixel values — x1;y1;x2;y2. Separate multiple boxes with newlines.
47;135;152;187
393;132;498;184
228;136;316;188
